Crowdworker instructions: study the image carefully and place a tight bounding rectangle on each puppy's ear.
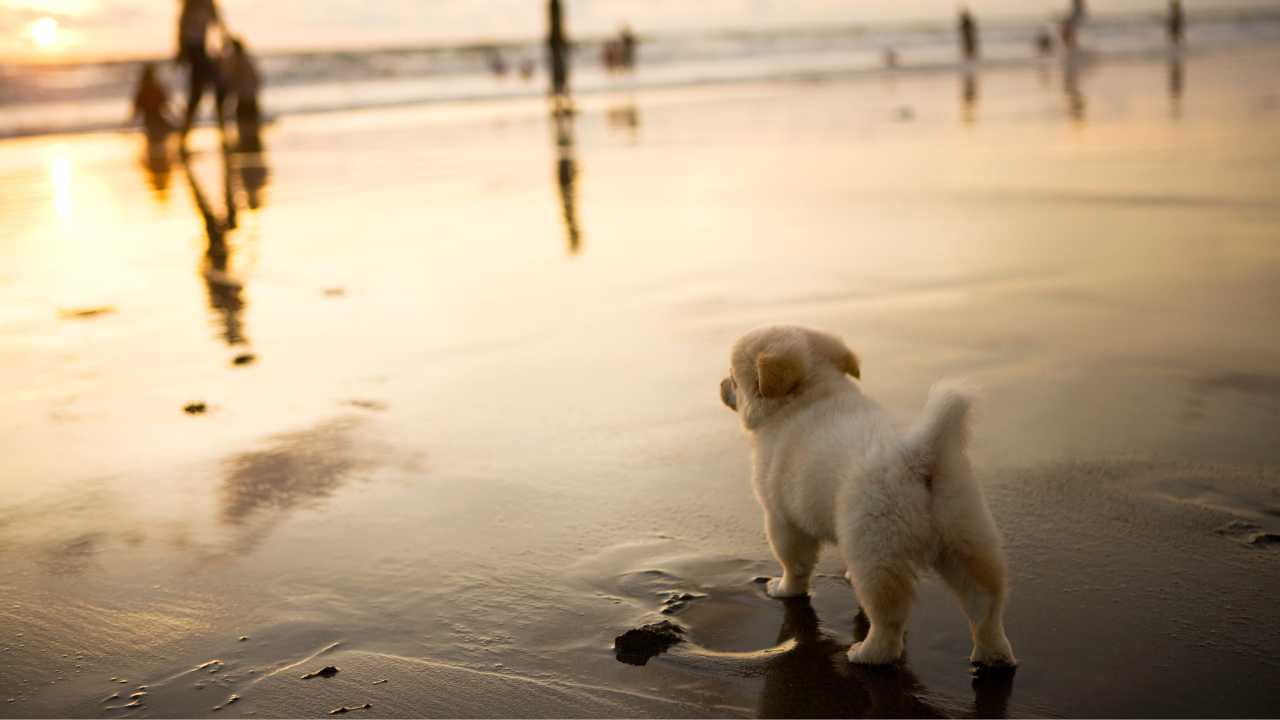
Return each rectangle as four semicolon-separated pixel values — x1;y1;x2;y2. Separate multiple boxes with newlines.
756;338;809;398
810;330;860;379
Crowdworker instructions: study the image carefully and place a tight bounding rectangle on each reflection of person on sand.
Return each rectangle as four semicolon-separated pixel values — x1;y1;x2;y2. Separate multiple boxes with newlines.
1063;51;1086;123
961;69;979;125
176;0;226;144
552;106;581;254
130;63;174;142
181;138;269;347
757;598;1013;718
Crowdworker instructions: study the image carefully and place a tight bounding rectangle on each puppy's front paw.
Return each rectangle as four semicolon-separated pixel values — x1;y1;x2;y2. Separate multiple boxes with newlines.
764;577;808;599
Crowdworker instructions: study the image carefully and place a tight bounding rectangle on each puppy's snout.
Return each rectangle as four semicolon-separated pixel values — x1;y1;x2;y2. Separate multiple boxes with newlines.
720;377;738;411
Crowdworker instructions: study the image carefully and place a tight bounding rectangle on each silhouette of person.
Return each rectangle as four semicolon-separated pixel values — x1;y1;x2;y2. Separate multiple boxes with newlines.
551;105;581;254
176;0;226;145
547;0;570;104
619;24;637;69
1034;29;1054;56
221;36;262;150
1060;0;1086;51
1168;0;1185;45
131;63;174;142
958;7;979;61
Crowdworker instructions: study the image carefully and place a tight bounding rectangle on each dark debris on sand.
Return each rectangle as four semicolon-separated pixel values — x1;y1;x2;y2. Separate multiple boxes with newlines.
329;703;372;714
614;620;685;666
301;665;340;680
232;353;256;366
58;306;116;319
184;402;207;415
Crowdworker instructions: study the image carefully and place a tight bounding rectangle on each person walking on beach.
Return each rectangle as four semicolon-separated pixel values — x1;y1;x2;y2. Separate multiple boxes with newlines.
131;62;174;142
176;0;226;144
221;36;262;147
1168;0;1185;46
547;0;570;103
958;7;979;61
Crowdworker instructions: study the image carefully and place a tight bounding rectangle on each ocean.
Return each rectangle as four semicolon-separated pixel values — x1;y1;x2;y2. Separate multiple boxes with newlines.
1;7;1279;139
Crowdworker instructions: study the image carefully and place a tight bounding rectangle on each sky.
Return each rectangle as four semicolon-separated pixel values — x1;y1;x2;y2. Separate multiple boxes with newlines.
3;0;1280;61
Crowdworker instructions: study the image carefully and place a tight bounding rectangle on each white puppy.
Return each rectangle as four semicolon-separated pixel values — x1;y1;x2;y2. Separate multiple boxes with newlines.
719;325;1016;667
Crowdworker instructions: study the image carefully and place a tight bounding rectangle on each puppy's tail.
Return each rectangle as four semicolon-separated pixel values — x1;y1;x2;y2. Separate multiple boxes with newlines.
904;383;973;483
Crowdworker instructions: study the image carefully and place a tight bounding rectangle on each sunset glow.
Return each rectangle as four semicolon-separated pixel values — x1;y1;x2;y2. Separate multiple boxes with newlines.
28;16;60;50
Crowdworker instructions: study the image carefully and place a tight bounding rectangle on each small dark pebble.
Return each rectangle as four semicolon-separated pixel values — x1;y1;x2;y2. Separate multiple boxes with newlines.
301;665;340;679
232;354;256;366
329;703;372;715
183;403;207;415
59;306;115;319
614;620;684;666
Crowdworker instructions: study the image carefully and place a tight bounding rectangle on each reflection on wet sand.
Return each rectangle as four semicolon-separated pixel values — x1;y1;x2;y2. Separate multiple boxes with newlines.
552;104;582;254
180;136;270;347
758;598;1013;718
607;101;641;140
220;419;364;526
1168;51;1185;118
139;138;173;200
1063;51;1088;123
961;70;979;125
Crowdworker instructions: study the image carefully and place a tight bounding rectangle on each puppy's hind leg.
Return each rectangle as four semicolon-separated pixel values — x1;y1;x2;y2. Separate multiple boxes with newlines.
936;549;1016;667
845;564;915;665
763;513;819;598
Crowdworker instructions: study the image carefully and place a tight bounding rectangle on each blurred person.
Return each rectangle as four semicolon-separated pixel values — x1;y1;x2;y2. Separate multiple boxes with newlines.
221;36;262;149
619;24;636;68
130;62;174;142
1035;28;1054;56
547;0;570;103
519;58;535;81
488;49;508;77
1060;0;1086;51
958;7;979;61
176;0;226;145
1169;0;1186;45
883;47;899;69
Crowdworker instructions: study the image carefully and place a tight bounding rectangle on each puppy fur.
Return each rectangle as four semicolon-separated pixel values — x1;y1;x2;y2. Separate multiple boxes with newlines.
720;325;1016;667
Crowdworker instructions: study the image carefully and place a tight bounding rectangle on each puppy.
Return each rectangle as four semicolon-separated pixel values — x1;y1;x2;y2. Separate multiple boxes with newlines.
720;325;1015;667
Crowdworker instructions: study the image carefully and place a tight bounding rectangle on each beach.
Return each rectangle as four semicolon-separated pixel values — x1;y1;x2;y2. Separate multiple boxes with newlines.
2;40;1280;718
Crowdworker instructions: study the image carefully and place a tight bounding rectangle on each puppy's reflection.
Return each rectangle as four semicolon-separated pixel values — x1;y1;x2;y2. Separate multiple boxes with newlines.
758;598;1013;719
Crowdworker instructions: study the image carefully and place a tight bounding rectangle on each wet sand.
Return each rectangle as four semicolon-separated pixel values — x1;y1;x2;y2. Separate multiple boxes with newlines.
3;44;1280;718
